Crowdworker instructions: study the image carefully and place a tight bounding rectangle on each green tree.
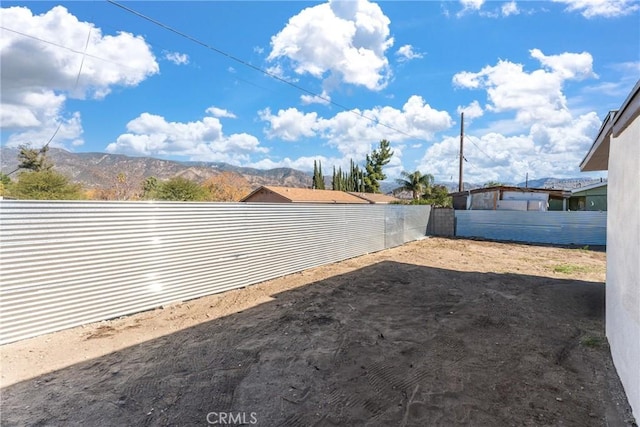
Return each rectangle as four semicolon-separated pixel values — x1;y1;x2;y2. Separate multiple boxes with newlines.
142;176;159;199
364;139;393;193
312;160;325;190
318;161;324;189
331;166;338;190
155;177;207;201
10;170;84;200
484;181;503;188
0;172;10;196
0;173;11;186
422;184;452;207
396;171;434;200
17;144;53;172
330;160;365;192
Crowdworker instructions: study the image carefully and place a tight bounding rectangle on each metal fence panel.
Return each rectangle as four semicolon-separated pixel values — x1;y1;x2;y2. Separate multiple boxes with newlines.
455;210;606;245
384;206;404;249
0;201;429;344
403;205;432;243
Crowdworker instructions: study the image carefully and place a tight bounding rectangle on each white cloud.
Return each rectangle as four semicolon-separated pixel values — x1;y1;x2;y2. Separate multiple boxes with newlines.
501;1;520;16
259;108;320;141
457;0;485;16
457;100;484;120
582;61;640;98
452;49;595;126
106;110;268;164
4;112;84;149
610;61;640;74
529;48;596;80
319;95;452;160
206;107;237;119
553;0;640;18
0;5;158;148
258;96;452;161
248;155;333;172
422;49;602;184
396;45;424;62
265;64;285;79
164;51;189;65
420;112;601;183
267;0;394;91
460;0;485;10
301;90;331;105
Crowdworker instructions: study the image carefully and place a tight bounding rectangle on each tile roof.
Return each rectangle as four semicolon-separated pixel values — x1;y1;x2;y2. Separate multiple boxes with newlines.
242;186;370;204
348;192;400;204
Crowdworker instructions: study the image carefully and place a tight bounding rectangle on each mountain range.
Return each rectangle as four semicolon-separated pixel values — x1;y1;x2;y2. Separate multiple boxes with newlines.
0;147;312;190
0;147;603;193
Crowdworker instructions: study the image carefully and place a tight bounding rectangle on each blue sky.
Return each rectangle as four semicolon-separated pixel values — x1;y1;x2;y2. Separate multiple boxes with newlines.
1;1;638;184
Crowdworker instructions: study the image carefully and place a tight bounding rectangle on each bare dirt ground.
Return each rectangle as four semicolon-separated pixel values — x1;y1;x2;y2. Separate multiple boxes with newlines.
1;237;636;426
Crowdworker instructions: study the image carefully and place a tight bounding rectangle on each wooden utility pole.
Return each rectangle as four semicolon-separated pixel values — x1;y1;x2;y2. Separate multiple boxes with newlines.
458;112;464;192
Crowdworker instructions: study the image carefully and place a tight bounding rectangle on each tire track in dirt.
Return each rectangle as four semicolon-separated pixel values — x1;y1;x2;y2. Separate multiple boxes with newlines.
366;361;435;394
325;388;386;421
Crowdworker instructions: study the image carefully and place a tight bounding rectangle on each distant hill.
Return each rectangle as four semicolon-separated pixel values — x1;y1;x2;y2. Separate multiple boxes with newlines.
513;177;606;190
436;178;605;192
0;147;312;190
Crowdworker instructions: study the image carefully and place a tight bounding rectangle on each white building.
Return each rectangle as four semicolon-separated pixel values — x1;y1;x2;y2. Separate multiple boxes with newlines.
580;80;640;418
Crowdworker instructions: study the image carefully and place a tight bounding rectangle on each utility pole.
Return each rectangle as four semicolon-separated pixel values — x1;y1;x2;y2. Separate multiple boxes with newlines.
458;112;464;192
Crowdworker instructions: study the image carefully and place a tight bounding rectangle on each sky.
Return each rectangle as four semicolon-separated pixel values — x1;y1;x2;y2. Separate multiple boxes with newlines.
1;1;639;184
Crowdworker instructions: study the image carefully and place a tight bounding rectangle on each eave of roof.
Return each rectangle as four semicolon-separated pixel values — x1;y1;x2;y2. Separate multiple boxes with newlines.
612;79;640;137
570;181;607;194
580;79;640;172
580;110;615;172
449;186;570;199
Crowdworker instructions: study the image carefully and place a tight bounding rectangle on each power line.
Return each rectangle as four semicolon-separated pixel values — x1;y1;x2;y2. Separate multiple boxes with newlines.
3;24;92;176
106;0;423;141
464;134;497;163
0;26;142;72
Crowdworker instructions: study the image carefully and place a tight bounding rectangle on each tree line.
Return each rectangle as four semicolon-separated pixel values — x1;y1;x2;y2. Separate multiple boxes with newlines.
313;139;393;193
311;139;451;207
1;141;453;207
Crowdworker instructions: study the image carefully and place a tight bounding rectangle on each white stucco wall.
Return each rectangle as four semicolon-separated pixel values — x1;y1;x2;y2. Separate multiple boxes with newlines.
607;115;640;417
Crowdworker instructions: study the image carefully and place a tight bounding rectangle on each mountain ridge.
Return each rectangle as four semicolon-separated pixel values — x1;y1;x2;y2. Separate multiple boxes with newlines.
0;147;313;190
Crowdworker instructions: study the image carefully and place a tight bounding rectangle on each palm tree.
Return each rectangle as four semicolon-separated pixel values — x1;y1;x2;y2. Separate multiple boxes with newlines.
396;171;434;199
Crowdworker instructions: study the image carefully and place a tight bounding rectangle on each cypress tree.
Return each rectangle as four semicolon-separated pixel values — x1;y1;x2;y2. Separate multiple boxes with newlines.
317;161;325;189
312;160;320;189
332;166;337;190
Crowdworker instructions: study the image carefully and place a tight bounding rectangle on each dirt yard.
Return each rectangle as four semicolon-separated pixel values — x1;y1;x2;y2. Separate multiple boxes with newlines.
1;237;635;426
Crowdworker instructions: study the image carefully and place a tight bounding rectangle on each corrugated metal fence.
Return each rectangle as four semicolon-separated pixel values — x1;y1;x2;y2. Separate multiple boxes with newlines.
455;210;606;245
0;201;430;344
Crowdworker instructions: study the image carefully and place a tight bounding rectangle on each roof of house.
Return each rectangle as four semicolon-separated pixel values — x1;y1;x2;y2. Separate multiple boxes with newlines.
571;181;607;194
241;186;369;204
581;80;640;172
348;192;400;204
449;186;571;199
